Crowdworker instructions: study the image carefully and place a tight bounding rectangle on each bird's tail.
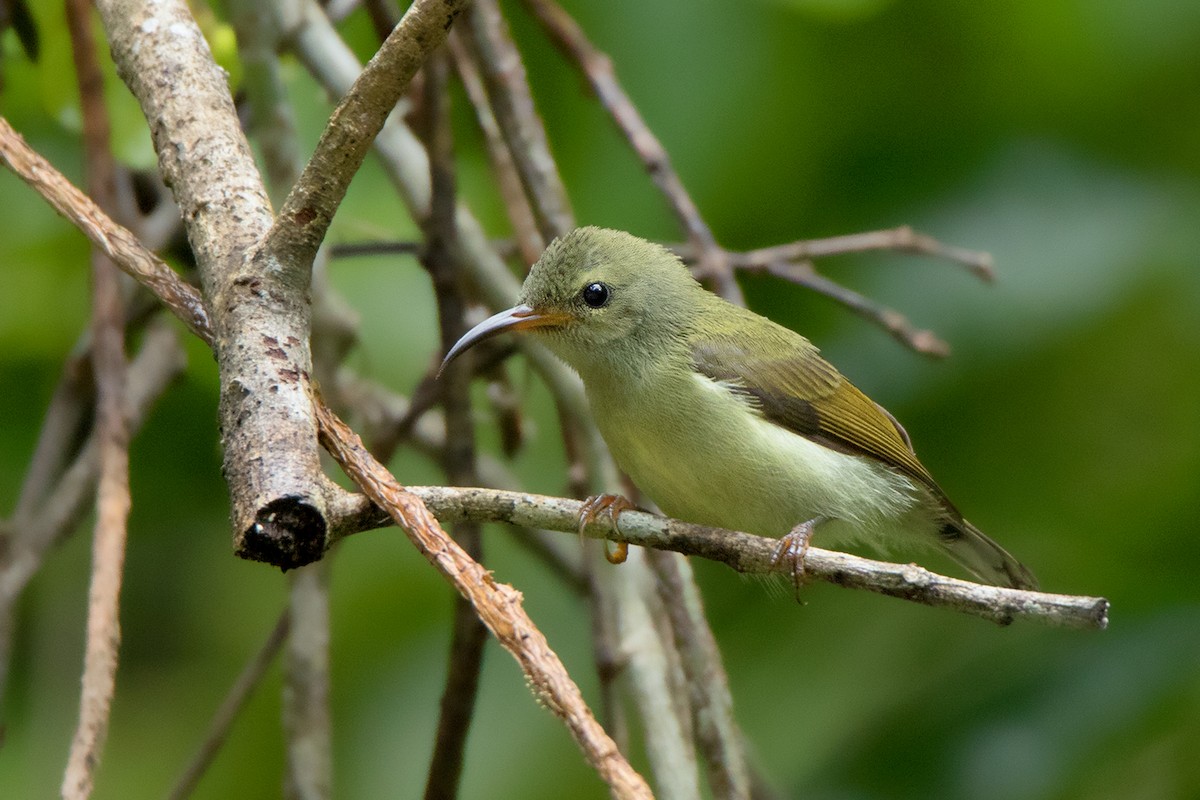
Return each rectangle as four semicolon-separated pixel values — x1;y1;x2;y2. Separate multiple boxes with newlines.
942;520;1038;590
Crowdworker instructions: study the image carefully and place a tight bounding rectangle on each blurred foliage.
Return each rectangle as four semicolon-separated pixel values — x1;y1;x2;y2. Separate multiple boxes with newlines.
2;0;1199;798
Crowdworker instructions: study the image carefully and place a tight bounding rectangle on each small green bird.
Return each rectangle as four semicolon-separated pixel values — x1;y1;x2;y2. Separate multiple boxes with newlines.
443;227;1036;590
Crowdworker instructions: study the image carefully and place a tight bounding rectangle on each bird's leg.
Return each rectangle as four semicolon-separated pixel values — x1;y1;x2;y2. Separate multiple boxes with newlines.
771;516;829;600
578;494;638;564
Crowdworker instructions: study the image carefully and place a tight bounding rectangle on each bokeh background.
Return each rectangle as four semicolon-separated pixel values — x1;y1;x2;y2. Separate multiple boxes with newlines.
2;0;1199;797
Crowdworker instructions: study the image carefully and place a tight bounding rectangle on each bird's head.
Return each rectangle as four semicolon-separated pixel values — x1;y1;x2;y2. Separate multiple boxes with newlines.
442;227;703;377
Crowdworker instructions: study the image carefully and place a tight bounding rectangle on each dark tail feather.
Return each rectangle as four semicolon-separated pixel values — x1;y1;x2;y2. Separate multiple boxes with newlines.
942;520;1038;590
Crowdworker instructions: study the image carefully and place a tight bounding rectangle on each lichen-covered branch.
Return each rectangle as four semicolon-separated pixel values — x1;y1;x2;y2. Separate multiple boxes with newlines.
331;486;1110;631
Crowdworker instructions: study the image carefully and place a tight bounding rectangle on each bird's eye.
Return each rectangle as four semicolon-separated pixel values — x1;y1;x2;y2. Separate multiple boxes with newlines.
581;282;610;308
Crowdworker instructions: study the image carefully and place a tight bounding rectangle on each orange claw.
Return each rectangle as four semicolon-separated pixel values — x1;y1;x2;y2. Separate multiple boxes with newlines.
578;494;637;564
770;516;827;601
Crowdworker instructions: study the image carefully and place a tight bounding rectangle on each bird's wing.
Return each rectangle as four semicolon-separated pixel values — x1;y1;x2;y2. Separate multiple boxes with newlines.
690;320;946;500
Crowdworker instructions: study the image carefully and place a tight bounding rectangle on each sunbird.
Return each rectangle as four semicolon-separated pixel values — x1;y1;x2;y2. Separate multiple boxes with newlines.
443;227;1036;590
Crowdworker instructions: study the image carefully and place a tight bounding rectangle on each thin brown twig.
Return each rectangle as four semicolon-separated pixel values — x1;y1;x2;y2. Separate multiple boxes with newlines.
728;225;995;282
61;3;133;794
463;0;573;242
419;49;490;800
448;29;544;265
522;0;743;303
766;260;951;357
0;118;212;342
315;404;652;799
166;612;291;800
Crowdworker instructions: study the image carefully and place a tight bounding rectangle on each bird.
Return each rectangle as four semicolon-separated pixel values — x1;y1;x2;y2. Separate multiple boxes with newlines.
442;226;1037;590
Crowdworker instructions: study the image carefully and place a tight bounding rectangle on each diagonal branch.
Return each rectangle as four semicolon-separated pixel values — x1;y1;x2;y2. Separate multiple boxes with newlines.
463;0;573;242
265;0;469;270
523;0;742;303
315;404;652;799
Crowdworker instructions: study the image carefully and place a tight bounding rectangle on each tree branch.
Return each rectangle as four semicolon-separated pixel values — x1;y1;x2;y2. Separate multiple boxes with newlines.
315;403;653;799
523;0;743;303
61;5;133;791
166;612;291;800
463;0;573;242
92;0;334;568
330;486;1110;631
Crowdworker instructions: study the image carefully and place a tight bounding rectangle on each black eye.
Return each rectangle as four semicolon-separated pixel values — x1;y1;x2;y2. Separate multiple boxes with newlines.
581;282;610;308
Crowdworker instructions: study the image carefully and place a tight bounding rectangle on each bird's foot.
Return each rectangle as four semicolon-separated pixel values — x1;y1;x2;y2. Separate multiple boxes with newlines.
578;494;637;564
771;517;827;601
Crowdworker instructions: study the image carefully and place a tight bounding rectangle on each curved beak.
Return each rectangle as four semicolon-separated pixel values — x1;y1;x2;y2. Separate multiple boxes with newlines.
440;304;568;374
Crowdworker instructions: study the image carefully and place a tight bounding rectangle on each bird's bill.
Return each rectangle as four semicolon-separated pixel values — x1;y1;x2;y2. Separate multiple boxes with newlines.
440;304;569;373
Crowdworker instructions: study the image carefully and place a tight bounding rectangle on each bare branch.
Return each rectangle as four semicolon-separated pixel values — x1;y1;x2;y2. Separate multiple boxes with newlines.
315;403;652;799
729;225;995;282
331;486;1109;631
646;550;749;800
765;260;951;357
61;5;133;791
463;0;573;241
448;30;544;264
283;565;333;800
264;0;468;269
523;0;743;303
166;613;290;800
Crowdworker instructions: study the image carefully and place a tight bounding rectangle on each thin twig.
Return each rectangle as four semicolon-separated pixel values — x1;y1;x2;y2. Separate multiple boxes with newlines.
0;118;212;342
265;0;468;269
420;48;490;800
329;240;426;259
7;348;93;527
646;550;749;800
766;260;951;357
61;3;133;793
729;225;994;282
523;0;743;303
463;0;573;242
330;486;1110;631
166;613;291;800
315;404;653;799
448;30;544;265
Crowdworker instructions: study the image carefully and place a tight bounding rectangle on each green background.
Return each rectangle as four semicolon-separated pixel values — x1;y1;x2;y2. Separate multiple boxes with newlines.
2;0;1198;797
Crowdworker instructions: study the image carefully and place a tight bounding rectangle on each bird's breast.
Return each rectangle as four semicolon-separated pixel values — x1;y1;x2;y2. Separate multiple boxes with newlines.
584;368;923;542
